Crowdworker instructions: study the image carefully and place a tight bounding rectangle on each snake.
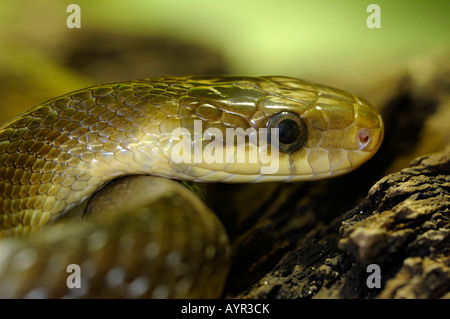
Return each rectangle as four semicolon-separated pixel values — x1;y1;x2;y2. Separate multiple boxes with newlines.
0;75;383;298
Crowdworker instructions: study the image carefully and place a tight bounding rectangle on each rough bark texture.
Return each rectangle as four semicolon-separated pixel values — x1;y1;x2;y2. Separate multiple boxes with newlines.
227;148;450;299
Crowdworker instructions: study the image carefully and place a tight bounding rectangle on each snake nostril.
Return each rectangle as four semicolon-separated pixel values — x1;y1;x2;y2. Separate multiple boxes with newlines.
358;129;370;150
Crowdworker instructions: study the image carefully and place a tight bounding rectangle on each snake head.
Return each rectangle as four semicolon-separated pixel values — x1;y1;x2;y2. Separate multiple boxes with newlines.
246;76;384;181
178;76;383;182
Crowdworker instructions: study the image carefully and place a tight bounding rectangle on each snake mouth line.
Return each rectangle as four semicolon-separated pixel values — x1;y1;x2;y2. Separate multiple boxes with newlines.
191;161;363;183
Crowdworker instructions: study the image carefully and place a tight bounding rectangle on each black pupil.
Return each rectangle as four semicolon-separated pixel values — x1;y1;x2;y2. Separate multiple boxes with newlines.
277;119;300;144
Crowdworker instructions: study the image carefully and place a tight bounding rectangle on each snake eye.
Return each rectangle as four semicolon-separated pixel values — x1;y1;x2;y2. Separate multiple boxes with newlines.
266;111;307;153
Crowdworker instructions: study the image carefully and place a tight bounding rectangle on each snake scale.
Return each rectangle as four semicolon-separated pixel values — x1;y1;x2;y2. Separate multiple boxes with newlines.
0;76;383;298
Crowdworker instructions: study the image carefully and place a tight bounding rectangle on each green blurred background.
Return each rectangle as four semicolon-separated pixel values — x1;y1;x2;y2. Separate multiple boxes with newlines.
0;0;449;122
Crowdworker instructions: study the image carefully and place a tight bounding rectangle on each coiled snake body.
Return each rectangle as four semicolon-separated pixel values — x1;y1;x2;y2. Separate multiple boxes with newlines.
0;76;383;298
